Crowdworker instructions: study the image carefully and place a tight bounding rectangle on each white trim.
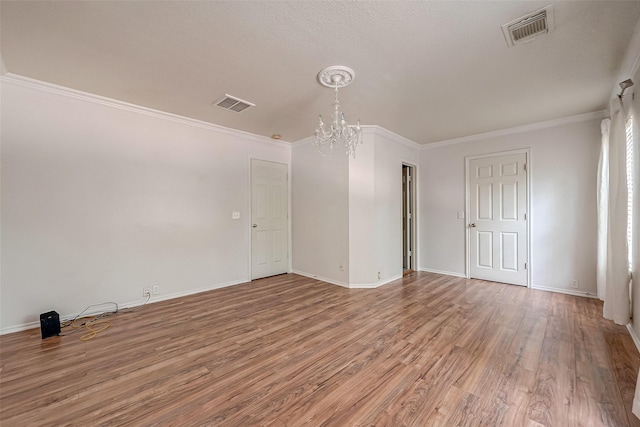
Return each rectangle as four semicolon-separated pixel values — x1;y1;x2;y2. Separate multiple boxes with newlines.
423;110;608;150
291;136;314;147
0;73;291;149
0;278;249;335
463;147;530;161
350;274;403;289
363;126;422;149
627;324;640;355
530;284;598;299
465;152;470;280
465;149;531;287
291;270;402;289
625;324;640;419
348;283;379;289
292;126;421;149
379;274;403;286
291;270;350;288
419;268;466;278
402;162;418;272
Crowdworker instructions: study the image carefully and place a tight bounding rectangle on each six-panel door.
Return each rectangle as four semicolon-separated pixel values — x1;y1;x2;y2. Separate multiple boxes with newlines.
469;153;527;286
251;159;288;280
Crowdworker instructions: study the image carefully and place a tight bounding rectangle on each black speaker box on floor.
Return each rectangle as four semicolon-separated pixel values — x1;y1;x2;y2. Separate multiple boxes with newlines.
40;311;60;339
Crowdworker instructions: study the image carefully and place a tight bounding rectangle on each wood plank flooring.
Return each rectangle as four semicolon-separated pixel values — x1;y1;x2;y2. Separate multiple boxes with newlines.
1;272;640;426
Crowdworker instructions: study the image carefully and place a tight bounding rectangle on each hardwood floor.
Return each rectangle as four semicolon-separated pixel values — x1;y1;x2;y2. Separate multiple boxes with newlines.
1;272;640;426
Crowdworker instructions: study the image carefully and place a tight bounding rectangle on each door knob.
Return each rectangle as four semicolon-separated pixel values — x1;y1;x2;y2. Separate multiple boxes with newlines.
469;223;477;228
252;224;258;228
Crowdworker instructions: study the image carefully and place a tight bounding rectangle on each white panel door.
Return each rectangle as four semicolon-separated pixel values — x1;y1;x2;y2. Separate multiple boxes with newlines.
469;153;527;286
251;159;288;280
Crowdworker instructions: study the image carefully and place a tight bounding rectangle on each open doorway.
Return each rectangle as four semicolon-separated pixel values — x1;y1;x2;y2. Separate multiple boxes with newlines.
402;164;416;275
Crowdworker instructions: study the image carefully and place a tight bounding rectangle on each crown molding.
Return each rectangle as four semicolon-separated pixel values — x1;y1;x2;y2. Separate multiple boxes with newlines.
361;125;421;149
422;110;608;150
291;136;314;147
291;126;421;150
0;73;291;149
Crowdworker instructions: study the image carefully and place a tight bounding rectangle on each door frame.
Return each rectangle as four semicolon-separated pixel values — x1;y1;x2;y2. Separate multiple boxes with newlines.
402;161;418;273
249;158;291;280
400;160;420;271
464;148;531;287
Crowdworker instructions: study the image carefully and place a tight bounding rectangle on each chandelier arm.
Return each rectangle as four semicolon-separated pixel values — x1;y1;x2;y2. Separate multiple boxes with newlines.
316;126;333;140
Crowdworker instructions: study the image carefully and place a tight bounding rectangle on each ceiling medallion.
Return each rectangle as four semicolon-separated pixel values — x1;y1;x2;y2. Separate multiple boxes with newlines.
314;65;362;158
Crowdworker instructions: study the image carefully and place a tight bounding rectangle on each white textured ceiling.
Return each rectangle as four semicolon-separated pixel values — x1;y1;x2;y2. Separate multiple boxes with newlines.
2;1;640;144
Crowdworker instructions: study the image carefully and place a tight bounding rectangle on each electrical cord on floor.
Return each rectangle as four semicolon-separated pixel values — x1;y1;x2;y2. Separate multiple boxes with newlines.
120;293;151;314
60;302;119;329
60;302;117;340
59;294;151;341
74;317;112;341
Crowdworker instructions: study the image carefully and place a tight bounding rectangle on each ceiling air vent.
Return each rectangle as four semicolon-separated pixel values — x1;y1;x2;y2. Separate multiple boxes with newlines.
502;5;554;48
213;94;255;113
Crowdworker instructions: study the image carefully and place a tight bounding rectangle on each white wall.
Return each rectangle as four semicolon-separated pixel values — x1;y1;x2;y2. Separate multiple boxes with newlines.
1;73;605;333
373;129;421;284
420;118;601;295
348;132;376;286
291;137;349;285
292;127;420;287
0;76;291;332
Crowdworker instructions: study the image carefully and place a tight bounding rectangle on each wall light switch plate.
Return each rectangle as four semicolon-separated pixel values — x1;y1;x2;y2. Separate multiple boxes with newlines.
457;211;465;219
232;211;240;220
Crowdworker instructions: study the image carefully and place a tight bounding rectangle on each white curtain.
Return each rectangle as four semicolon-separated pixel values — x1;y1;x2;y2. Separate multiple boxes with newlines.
601;97;631;325
597;119;610;300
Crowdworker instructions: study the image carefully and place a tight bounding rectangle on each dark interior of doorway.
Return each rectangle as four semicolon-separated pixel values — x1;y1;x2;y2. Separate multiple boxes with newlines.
402;164;415;275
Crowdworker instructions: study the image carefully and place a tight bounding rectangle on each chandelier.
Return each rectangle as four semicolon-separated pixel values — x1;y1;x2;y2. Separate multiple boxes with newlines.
314;66;362;158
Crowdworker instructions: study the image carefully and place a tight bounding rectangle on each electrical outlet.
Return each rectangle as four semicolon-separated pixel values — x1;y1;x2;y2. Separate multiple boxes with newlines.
378;272;381;280
143;286;151;297
152;285;160;295
339;263;344;271
570;279;579;289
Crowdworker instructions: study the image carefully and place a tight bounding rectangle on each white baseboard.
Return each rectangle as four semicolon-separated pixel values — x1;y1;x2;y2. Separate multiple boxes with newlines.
627;324;640;355
530;284;598;299
350;274;403;289
291;270;402;289
291;270;349;288
0;277;250;335
419;268;467;278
